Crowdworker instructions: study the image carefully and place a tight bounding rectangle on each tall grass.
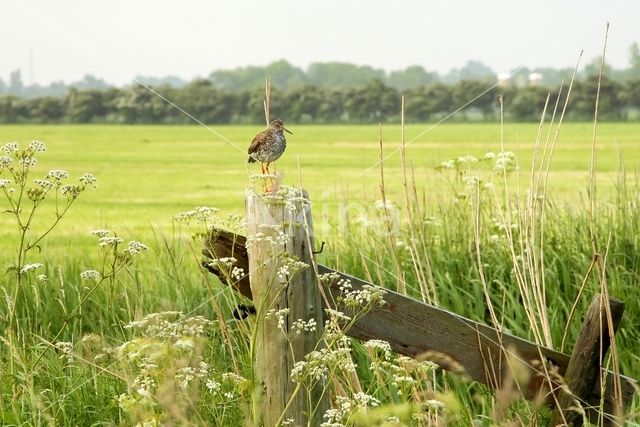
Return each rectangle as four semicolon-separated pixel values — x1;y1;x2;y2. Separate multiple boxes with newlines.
1;74;640;426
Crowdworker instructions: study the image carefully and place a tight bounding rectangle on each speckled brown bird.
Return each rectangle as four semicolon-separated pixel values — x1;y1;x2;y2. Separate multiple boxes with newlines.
247;119;292;174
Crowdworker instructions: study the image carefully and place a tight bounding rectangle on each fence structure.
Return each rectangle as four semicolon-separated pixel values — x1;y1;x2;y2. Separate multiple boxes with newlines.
203;183;637;427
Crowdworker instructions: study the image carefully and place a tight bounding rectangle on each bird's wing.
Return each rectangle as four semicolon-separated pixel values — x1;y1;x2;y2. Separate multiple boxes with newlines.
248;130;266;154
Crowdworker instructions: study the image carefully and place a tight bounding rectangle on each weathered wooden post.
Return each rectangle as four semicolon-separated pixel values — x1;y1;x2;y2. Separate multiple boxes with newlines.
550;293;625;427
246;179;327;426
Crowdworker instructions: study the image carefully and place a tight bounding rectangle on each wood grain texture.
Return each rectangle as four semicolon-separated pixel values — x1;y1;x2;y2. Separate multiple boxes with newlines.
245;187;327;426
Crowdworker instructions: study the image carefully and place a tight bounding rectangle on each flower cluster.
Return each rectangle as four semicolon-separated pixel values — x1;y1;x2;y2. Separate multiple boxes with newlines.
55;341;74;366
292;318;318;334
123;311;214;341
111;310;246;425
80;269;102;281
340;283;387;310
265;308;290;331
320;392;381;427
174;206;219;225
276;256;308;282
20;263;44;275
123;241;149;255
291;338;355;383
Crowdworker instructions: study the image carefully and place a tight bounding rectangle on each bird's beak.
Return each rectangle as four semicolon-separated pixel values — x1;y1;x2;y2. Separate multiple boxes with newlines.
284;127;293;135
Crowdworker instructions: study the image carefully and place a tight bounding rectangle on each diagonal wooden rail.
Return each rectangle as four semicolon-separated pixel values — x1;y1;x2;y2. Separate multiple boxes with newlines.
203;228;637;424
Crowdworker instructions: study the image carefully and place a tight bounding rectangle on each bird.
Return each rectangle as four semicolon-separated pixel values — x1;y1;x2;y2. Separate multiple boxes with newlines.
247;119;292;176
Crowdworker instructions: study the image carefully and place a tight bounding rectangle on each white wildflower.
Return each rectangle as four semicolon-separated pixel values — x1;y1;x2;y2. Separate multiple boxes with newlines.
205;378;221;393
174;206;218;224
231;266;245;281
174;338;195;350
364;339;392;358
457;155;478;164
123;241;149;255
91;229;110;237
438;159;456;170
0;179;11;188
0;156;12;168
27;140;46;152
79;173;97;186
292;318;317;334
1;142;19;153
33;179;53;190
80;270;101;281
353;391;380;407
36;274;48;283
20;263;43;274
46;169;69;180
61;184;81;198
19;157;37;167
99;236;124;247
323;309;351;322
265;308;289;330
55;341;74;364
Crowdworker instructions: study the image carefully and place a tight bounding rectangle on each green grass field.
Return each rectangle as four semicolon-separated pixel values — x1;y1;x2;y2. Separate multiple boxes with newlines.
1;123;639;425
0;122;638;256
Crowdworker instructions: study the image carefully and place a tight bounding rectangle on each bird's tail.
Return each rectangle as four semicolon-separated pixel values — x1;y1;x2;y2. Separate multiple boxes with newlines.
247;156;256;164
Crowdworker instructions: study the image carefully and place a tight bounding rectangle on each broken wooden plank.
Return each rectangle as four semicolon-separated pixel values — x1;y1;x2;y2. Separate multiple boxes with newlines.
202;229;637;416
550;294;625;427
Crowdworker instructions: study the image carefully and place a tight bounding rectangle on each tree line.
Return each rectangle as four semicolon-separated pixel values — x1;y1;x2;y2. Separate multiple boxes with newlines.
1;74;639;124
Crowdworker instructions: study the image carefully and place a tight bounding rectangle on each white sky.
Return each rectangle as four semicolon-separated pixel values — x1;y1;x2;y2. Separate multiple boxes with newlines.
2;0;638;86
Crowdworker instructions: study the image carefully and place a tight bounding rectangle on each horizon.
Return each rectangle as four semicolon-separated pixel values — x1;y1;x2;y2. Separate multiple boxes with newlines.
2;0;639;86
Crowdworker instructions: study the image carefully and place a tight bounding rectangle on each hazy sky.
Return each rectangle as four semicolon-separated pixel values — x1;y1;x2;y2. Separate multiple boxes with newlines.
2;0;638;86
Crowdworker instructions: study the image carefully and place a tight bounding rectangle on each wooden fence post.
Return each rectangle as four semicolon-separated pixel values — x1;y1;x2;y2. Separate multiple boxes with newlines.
550;293;625;427
246;183;327;426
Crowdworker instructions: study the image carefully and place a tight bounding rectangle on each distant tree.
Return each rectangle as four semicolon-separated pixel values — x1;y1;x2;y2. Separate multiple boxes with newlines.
624;78;640;112
284;84;325;122
582;56;615;79
243;86;287;124
505;86;549;121
28;96;66;123
306;62;385;88
116;84;175;123
444;60;495;84
210;60;306;92
569;76;626;120
343;80;398;122
627;43;640;80
72;74;110;91
453;80;497;119
135;75;187;88
404;83;453;121
66;88;106;122
0;96;28;123
264;60;307;90
0;78;6;95
316;89;345;123
175;79;235;123
387;65;438;91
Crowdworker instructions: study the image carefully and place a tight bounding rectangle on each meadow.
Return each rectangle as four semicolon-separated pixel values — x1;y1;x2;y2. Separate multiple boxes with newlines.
0;122;639;426
0;122;637;254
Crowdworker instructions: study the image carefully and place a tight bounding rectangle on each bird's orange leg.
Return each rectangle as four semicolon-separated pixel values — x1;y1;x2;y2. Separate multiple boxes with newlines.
261;163;269;191
265;162;274;192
